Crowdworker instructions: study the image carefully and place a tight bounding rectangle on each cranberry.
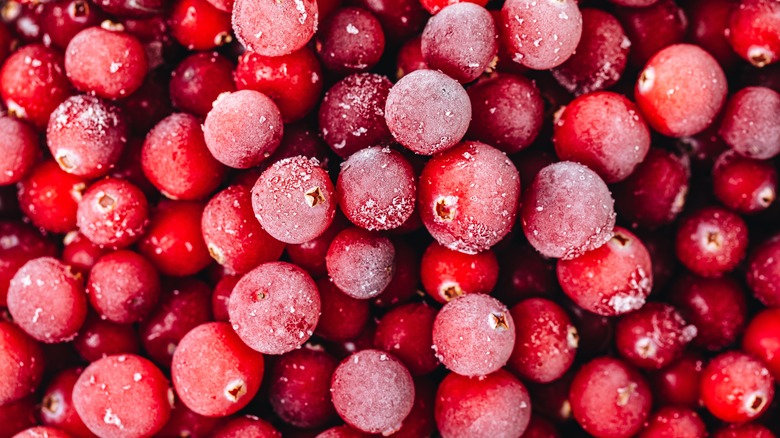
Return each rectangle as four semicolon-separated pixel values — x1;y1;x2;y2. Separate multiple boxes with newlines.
0;221;56;307
211;416;281;438
331;349;415;435
119;71;172;134
0;321;44;405
727;0;780;67
72;313;140;362
232;0;318;57
39;368;93;437
396;36;427;79
649;352;704;408
614;0;687;67
420;242;498;303
86;250;160;323
747;234;780;306
170;51;236;118
493;242;557;307
315;7;385;75
701;351;774;422
40;0;106;50
11;427;72;438
169;0;231;51
743;307;780;380
0;116;39;186
435;369;531;438
211;274;238;322
155;402;221;438
615;302;697;370
314;277;370;342
374;302;439;376
286;214;348;279
76;178;148;249
353;0;428;40
0;397;37;438
92;0;166;17
326;227;395;299
371;237;421;308
569;357;652;438
507;298;577;383
713;150;778;213
73;354;171;437
719;86;780;160
675;206;748;278
713;423;777;438
685;0;740;69
638;406;706;438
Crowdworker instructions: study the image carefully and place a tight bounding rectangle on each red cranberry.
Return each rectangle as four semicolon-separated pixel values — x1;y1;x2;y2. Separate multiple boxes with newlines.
727;0;780;67
353;0;427;40
72;313;140;362
635;44;727;138
649;352;704;408
675;206;748;278
747;234;780;306
155;402;221;438
172;322;264;417
137;201;212;277
40;0;106;50
39;368;94;438
374;302;439;376
701;351;774;422
419;142;520;254
0;397;37;438
119;72;172;134
92;0;166;17
76;178;148;249
638;406;706;438
0;221;56;307
286;214;348;279
614;0;687;67
11;427;72;438
211;416;281;438
0;321;44;405
229;262;320;355
169;0;231;51
420;242;498;303
671;274;747;351
0;116;39;185
435;369;531;438
507;298;577;383
552;9;630;96
326;227;395;299
522;161;615;260
685;0;740;69
268;347;338;429
466;73;544;155
170;51;236;118
743;307;780;380
719;86;780;160
314;277;369;342
315;7;385;75
211;274;238;322
232;0;318;57
0;43;71;128
432;293;515;377
331;349;414;435
713;423;777;438
86;250;160;323
615;303;697;370
371;237;421;308
713;150;777;213
64;25;147;99
396;36;427;79
494;242;556;307
569;357;652;438
8;257;87;343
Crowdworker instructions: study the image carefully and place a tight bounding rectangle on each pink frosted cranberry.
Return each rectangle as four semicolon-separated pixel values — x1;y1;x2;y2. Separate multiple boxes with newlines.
76;178;148;249
432;293;515;377
171;322;264;417
7;257;87;343
719;86;780;160
521;161;616;260
72;313;140;362
231;0;318;57
331;349;415;435
326;227;395;299
11;427;72;438
419;142;520;254
0;222;56;307
86;250;160;324
73;354;171;437
0;322;44;405
315;7;385;75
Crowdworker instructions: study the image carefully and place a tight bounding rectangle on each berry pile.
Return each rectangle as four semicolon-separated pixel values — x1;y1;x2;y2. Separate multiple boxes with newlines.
0;0;779;437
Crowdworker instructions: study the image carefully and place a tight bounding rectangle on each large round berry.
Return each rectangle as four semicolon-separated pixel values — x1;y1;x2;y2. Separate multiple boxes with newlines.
232;0;318;57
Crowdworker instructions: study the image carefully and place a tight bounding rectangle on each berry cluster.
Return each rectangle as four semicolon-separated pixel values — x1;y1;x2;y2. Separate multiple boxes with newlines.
1;0;780;437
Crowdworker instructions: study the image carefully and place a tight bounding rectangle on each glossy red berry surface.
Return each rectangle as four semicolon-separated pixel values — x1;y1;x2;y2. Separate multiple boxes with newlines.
713;150;777;213
169;0;231;51
374;302;439;376
701;351;774;422
615;302;696;370
727;0;780;67
675;206;748;278
420;242;498;303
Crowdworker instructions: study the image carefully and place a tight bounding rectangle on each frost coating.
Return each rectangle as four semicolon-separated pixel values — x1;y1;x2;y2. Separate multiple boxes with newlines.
232;0;319;57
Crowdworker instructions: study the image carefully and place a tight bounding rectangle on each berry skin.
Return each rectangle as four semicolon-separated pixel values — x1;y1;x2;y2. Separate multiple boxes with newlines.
747;234;780;306
39;368;94;437
0;322;45;406
700;351;775;423
314;277;370;342
169;0;232;51
76;178;148;249
315;7;386;75
170;52;236;118
743;307;780;380
638;406;706;438
649;352;704;408
86;250;160;324
719;86;780;160
420;242;498;304
231;0;319;57
326;227;395;300
0;222;57;307
713;150;778;213
727;0;780;67
674;206;748;278
374;302;440;376
615;303;697;370
0;116;39;186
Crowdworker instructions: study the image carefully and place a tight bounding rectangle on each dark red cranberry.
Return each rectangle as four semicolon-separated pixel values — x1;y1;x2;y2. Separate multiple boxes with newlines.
211;274;238;322
670;274;747;351
649;352;704;408
314;277;369;342
713;150;777;213
614;0;687;67
420;242;498;304
466;73;544;155
353;0;428;40
727;0;780;67
137;201;212;277
638;406;706;438
374;302;439;376
396;35;427;79
232;0;318;57
93;0;166;17
435;369;531;437
0;116;39;186
139;278;212;367
0;321;44;406
493;242;556;307
371;237;421;308
170;51;236;118
119;70;173;134
72;313;140;362
0;221;56;307
77;178;148;249
0;396;37;438
747;234;780;306
701;351;774;422
169;0;231;50
387;378;436;438
719;86;780;160
211;416;281;438
154;402;221;438
39;368;94;438
315;7;385;75
40;0;106;50
675;206;748;278
615;303;696;370
285;214;349;279
713;423;777;438
569;357;652;438
685;0;739;69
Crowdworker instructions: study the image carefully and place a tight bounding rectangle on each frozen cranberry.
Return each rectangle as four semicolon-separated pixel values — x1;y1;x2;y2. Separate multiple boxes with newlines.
11;427;72;438
420;242;498;303
466;73;543;154
269;347;338;429
500;0;582;70
142;113;227;201
40;0;106;50
371;237;421;308
331;349;414;435
685;0;740;69
520;415;559;438
522;161;616;260
235;46;322;123
615;303;697;370
635;44;727;137
65;26;147;99
252;156;336;244
0;116;39;186
396;36;427;79
435;369;531;438
713;423;777;438
614;0;687;67
508;298;577;383
337;147;416;231
229;262;320;354
169;0;231;50
419;142;520;254
73;354;171;437
374;302;439;376
432;293;515;377
613;148;689;229
119;71;172;134
212;274;238;322
552;9;630;96
649;352;704;408
0;222;56;306
155;402;221;438
747;234;780;306
39;368;93;438
137;201;212;277
384;69;471;156
72;313;140;362
553;92;650;183
494;243;556;307
63;231;108;280
719;86;780;160
232;0;318;57
202;185;284;275
286;214;348;279
351;0;426;41
76;178;148;249
701;351;774;422
315;7;385;75
170;51;236;118
743;308;780;380
675;206;748;278
86;250;160;323
315;277;369;341
326;227;395;299
0;321;44;405
727;0;780;67
212;416;281;437
638;406;706;438
384;378;435;438
713;150;777;213
8;257;86;343
0;44;71;128
421;3;496;83
671;274;747;351
570;357;652;438
0;397;37;438
171;322;264;417
318;73;392;158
